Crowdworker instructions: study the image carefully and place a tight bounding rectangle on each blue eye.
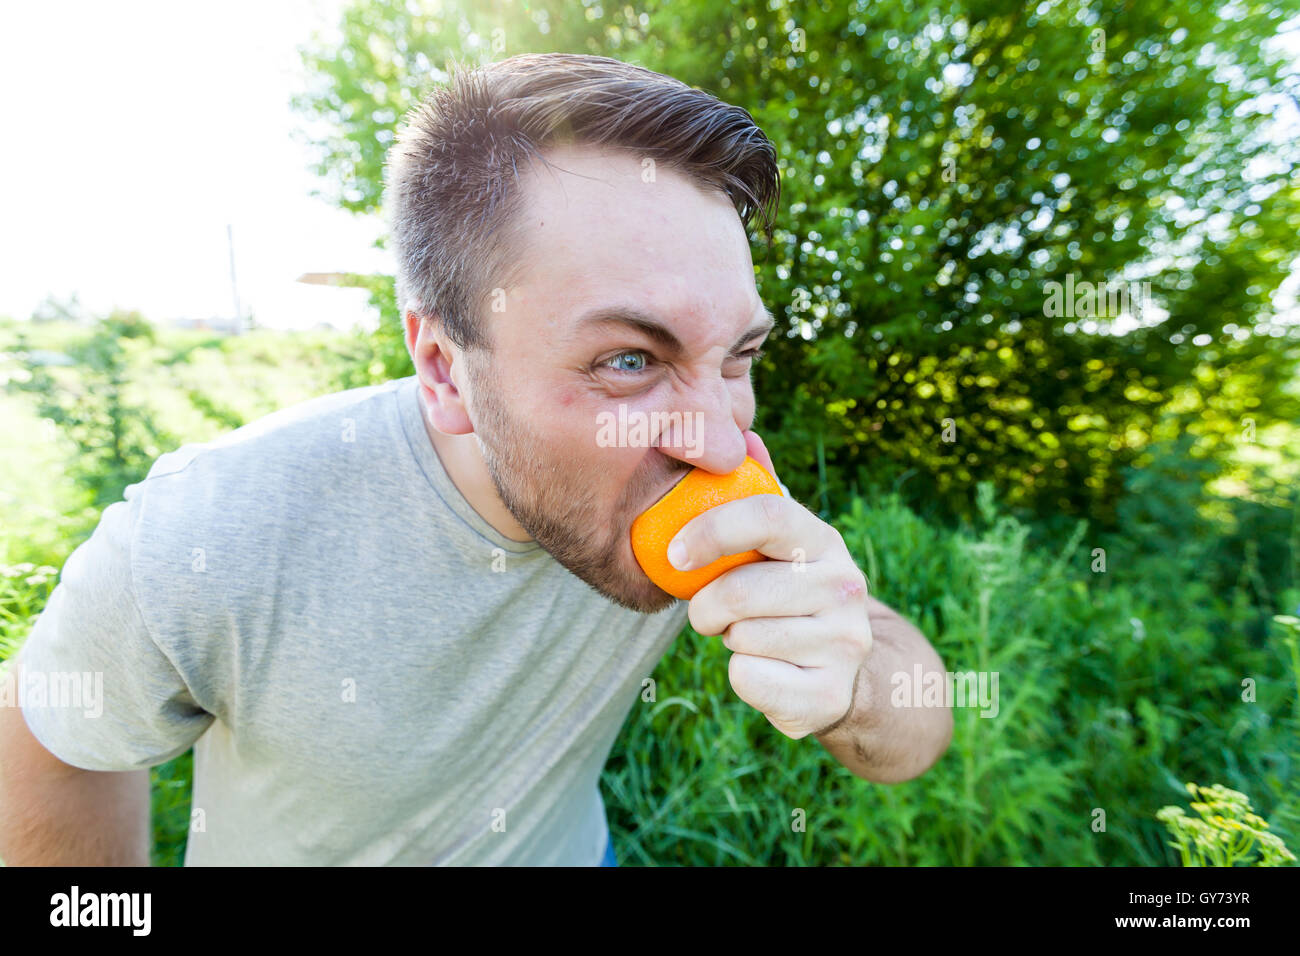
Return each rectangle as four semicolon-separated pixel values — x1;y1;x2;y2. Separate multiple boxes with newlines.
605;351;648;372
599;347;764;375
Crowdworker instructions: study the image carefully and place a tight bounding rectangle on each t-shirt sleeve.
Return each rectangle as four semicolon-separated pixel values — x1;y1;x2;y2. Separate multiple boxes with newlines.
16;490;215;772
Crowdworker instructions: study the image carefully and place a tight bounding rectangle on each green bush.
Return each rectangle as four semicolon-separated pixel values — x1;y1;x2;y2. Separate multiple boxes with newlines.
294;0;1300;532
0;563;60;663
6;312;174;512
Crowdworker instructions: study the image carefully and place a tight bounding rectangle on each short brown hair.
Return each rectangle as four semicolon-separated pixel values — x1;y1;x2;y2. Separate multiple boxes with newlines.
384;52;780;351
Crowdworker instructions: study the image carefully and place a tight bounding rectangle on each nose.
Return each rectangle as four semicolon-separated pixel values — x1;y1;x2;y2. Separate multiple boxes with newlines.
651;378;748;477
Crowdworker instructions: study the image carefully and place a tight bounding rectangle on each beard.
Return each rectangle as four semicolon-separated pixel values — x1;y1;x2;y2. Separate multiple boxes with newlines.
465;353;688;614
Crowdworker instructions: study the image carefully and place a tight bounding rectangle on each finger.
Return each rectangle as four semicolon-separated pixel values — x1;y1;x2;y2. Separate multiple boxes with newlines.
727;653;822;732
721;615;840;669
687;557;837;636
669;493;838;572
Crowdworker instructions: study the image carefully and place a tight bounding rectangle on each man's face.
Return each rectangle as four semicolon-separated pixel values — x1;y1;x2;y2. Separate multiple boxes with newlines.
462;143;772;614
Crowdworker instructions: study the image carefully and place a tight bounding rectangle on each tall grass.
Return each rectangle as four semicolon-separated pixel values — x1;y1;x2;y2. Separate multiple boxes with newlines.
601;484;1299;866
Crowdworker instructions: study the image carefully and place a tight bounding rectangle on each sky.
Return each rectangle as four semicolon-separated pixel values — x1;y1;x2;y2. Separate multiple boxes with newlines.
0;0;387;331
0;3;1296;332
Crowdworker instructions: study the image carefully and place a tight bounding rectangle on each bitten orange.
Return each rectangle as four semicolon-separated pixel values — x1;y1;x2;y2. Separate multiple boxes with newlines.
630;456;783;600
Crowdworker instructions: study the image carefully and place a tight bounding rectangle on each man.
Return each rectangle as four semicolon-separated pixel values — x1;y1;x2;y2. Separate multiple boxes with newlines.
0;53;950;866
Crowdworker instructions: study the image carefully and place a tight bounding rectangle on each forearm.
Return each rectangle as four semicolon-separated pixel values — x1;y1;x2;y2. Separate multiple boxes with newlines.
815;598;952;783
0;659;151;866
0;767;151;867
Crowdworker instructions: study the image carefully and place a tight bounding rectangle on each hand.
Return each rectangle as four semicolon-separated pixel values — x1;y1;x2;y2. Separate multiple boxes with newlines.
668;431;873;739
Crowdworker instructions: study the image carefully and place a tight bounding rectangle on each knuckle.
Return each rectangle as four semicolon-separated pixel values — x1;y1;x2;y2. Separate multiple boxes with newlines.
727;618;753;647
721;621;740;652
722;574;752;617
823;681;850;723
838;566;869;603
739;656;776;699
727;650;754;692
686;601;713;637
839;626;871;659
756;493;783;527
693;516;723;562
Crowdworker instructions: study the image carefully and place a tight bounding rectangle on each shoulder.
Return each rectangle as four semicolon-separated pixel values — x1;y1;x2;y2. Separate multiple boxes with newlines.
143;377;409;488
122;376;413;605
136;376;410;508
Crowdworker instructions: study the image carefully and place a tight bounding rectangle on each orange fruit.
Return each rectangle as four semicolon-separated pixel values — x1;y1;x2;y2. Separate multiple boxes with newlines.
630;456;783;600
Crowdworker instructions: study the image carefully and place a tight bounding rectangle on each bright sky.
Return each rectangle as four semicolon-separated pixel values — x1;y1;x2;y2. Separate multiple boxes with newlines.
0;0;387;331
0;4;1295;332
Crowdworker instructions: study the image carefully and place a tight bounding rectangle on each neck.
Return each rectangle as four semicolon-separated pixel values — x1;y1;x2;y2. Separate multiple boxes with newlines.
416;388;534;544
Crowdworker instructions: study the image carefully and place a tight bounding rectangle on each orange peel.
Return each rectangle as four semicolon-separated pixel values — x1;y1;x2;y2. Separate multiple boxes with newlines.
630;456;782;600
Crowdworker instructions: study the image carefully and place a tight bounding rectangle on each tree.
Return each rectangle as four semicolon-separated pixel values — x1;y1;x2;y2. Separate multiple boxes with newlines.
31;292;88;325
292;0;1300;528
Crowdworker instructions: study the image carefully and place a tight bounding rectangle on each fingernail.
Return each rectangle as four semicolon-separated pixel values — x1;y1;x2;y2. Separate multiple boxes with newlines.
667;538;691;571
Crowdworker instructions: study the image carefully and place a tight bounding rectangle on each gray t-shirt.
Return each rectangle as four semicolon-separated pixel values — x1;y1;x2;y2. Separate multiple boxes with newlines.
17;374;688;865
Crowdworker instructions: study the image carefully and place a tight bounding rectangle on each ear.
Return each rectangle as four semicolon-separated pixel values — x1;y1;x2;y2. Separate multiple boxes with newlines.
405;310;475;436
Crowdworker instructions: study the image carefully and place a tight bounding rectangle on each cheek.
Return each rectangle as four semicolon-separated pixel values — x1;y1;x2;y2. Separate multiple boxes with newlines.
731;382;757;424
550;388;640;479
554;390;605;454
526;382;589;438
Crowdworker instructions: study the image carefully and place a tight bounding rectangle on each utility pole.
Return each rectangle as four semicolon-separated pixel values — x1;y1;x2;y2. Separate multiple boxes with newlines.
227;223;244;334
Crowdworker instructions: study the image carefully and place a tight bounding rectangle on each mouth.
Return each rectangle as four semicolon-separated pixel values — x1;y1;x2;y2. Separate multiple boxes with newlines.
645;470;692;511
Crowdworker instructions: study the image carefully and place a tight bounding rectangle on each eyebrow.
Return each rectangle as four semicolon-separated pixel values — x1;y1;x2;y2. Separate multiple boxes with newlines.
576;304;776;357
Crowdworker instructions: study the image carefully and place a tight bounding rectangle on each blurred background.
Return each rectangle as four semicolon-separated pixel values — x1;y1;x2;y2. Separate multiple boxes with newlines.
2;0;1298;867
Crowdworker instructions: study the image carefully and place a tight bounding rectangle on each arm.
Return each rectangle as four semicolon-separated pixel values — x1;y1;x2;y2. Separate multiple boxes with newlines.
676;431;952;781
0;652;151;866
814;596;953;784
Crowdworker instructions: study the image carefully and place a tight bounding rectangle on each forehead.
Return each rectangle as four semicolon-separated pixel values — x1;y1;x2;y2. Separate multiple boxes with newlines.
501;143;761;340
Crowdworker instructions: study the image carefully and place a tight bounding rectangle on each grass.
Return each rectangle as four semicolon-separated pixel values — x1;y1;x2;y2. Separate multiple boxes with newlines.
598;488;1299;866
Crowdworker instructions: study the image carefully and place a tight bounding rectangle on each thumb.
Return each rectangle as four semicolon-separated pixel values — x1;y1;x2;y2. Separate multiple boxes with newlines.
743;430;783;493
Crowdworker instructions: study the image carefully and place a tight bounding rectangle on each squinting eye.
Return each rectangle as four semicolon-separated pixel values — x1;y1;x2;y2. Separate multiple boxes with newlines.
605;351;649;372
600;347;764;375
729;348;765;369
